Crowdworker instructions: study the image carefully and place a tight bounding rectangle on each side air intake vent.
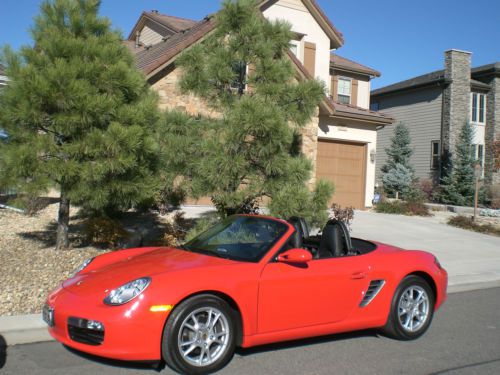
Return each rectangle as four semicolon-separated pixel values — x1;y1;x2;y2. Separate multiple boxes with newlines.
360;280;385;307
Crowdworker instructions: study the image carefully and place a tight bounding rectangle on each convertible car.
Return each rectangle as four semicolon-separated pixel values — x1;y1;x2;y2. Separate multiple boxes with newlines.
44;214;447;374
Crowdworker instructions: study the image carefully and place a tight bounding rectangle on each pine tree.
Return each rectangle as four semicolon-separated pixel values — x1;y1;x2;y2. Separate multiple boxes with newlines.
0;0;160;249
382;164;413;199
440;122;476;206
381;122;414;196
162;0;333;226
382;122;414;173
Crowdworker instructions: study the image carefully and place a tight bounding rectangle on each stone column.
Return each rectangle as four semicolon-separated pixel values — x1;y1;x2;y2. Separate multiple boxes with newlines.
441;49;472;164
484;76;500;184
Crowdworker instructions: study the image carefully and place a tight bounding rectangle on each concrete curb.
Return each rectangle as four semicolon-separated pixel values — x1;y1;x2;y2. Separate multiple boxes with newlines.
2;280;500;347
0;314;53;346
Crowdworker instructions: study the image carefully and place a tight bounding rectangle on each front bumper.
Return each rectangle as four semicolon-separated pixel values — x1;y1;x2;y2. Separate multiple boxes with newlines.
434;267;448;310
45;285;169;361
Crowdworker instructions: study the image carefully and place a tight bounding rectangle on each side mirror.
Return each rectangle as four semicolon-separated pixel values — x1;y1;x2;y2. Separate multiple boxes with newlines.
277;248;312;264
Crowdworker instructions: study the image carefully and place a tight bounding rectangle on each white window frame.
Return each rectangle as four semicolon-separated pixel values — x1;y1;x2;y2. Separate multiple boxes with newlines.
470;92;486;125
337;77;352;105
289;38;303;63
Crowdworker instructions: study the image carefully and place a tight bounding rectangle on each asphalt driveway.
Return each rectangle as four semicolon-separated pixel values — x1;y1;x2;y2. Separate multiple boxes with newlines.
351;210;500;289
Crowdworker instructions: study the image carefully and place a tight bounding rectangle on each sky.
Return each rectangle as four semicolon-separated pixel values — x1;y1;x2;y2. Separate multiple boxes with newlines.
1;0;499;89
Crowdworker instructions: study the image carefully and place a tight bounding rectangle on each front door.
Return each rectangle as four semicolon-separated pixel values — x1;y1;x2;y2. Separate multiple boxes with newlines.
257;256;370;333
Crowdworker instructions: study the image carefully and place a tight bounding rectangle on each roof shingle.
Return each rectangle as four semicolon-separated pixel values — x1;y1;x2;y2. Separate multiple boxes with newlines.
330;54;380;77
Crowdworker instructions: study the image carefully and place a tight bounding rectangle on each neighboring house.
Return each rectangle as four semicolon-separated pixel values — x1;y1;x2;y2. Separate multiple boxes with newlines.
0;64;8;140
0;64;7;86
371;50;500;186
127;0;393;209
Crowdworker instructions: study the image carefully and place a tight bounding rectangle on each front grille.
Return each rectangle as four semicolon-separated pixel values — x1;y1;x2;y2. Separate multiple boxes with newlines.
67;317;104;346
42;304;55;327
360;280;385;307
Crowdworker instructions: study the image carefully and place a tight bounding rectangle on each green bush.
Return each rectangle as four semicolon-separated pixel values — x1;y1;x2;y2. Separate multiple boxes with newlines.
447;215;500;236
375;201;408;215
375;200;430;216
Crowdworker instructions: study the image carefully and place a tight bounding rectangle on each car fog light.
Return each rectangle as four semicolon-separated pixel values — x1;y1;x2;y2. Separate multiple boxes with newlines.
86;320;104;331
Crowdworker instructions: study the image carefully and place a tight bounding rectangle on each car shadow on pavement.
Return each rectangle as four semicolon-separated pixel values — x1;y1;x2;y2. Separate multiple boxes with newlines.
235;329;380;357
63;345;164;372
0;335;6;369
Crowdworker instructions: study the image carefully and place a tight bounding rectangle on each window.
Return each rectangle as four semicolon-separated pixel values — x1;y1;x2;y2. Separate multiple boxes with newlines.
289;40;300;59
231;61;247;95
471;93;486;124
337;77;352;104
431;141;440;170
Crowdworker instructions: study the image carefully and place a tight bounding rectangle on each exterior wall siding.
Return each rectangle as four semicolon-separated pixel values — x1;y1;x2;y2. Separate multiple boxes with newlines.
139;23;166;46
373;87;443;183
263;0;331;93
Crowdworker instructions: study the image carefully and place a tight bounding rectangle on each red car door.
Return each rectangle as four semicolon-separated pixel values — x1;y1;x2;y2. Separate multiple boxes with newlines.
257;255;371;333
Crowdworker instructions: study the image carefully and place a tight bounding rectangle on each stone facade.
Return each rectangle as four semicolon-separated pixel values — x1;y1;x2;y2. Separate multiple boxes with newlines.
151;64;220;118
484;76;500;184
300;109;320;188
150;63;319;186
441;50;472;161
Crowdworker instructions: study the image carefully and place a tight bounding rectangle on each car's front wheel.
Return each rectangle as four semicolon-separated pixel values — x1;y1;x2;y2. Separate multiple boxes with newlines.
383;275;435;340
162;294;236;374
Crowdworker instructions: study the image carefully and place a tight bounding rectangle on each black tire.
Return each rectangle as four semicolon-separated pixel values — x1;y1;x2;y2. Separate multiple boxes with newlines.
383;275;435;340
162;294;237;374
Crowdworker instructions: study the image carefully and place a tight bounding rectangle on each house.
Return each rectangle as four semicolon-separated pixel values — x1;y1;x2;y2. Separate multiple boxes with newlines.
0;64;7;86
127;0;393;209
371;50;500;186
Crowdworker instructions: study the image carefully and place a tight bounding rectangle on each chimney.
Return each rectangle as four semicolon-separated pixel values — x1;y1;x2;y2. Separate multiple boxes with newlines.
151;10;159;14
441;49;472;161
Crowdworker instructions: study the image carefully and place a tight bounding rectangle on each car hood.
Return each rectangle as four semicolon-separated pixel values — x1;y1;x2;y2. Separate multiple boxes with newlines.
62;247;236;296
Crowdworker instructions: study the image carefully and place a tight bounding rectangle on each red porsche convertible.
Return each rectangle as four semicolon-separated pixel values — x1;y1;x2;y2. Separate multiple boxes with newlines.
44;215;447;374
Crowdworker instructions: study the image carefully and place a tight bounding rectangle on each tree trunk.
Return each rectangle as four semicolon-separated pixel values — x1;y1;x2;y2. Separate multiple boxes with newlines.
56;190;70;250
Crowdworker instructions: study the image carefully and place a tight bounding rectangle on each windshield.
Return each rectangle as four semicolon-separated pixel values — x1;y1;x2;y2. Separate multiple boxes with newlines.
182;215;288;262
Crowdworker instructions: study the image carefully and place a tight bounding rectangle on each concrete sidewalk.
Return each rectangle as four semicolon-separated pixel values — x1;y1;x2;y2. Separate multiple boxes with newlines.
2;208;499;347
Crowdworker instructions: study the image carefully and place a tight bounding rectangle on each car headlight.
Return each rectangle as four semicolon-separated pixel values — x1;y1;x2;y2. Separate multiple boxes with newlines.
71;257;94;277
103;277;151;306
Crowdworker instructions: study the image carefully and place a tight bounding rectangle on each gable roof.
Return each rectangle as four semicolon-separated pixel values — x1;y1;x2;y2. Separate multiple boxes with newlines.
134;15;216;77
259;0;343;48
127;11;198;40
471;62;500;78
330;54;380;77
371;66;493;97
371;70;449;97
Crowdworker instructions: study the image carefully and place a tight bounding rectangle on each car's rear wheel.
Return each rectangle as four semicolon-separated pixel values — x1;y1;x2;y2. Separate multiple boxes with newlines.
383;275;435;340
162;294;236;374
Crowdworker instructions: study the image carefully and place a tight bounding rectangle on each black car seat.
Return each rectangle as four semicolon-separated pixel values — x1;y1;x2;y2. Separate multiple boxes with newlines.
318;219;352;258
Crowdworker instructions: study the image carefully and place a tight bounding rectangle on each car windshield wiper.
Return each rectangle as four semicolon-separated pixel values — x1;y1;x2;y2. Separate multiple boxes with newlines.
190;248;229;259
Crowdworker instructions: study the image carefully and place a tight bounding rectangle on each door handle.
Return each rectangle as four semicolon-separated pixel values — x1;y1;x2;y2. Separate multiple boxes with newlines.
351;271;367;280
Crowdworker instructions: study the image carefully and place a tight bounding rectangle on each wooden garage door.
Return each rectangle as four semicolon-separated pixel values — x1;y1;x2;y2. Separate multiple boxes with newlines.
316;140;367;209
